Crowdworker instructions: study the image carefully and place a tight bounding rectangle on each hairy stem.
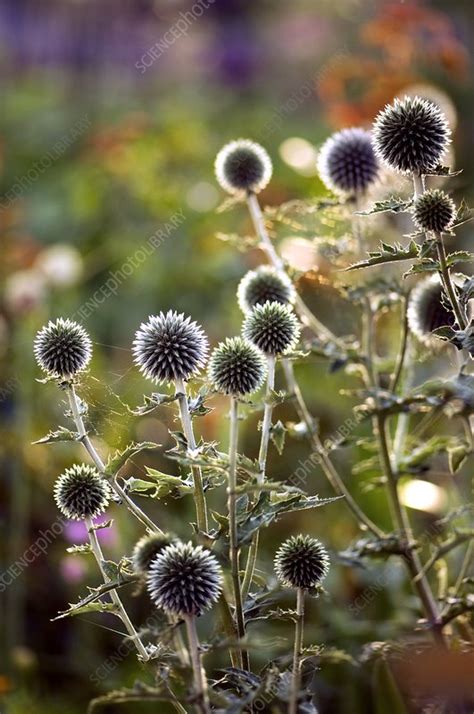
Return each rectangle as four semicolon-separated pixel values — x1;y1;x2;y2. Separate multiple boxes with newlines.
85;516;149;660
183;614;210;714
282;359;384;538
242;355;276;598
246;192;343;346
375;414;446;646
228;396;248;670
66;385;162;534
289;587;305;714
175;377;209;535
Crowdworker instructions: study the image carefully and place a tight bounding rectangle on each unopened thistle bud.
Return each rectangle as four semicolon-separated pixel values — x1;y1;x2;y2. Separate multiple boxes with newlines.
147;542;222;616
275;535;329;590
215;139;272;196
413;189;456;233
237;266;296;314
34;318;92;379
317;128;379;196
132;533;175;574
373;96;450;175
54;464;110;521
133;311;208;384
242;301;300;355
208;336;267;396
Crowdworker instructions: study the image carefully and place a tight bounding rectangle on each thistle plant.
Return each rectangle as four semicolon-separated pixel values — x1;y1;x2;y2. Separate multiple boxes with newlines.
317;127;380;197
148;542;222;714
133;311;210;534
208;337;266;669
275;536;330;714
32;90;474;713
53;464;150;661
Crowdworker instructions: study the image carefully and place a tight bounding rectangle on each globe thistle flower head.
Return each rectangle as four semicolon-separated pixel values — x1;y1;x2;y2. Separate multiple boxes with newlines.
132;533;176;574
413;189;456;233
408;274;460;347
208;337;267;396
34;318;92;379
373;96;451;175
317;128;379;196
54;464;110;521
147;541;222;616
275;535;330;590
133;311;208;384
215;139;272;196
242;301;300;355
237;266;296;314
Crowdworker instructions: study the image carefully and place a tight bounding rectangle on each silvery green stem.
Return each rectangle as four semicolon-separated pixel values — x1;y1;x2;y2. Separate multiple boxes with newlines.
242;355;276;598
183;614;210;714
246;192;343;346
66;385;162;534
282;359;384;538
435;232;467;330
228;396;248;670
175;377;209;535
376;414;446;647
413;173;425;199
289;587;305;714
85;516;149;661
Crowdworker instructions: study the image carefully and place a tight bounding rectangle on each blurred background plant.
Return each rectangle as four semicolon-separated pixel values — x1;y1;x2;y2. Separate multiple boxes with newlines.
1;1;474;712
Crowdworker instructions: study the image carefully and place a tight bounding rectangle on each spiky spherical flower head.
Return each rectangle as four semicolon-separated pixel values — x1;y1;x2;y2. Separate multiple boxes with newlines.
54;464;110;521
132;533;176;574
237;266;296;314
243;301;300;355
317;128;379;196
373;96;451;175
413;189;456;233
133;311;208;385
34;318;92;379
208;337;267;396
215;139;272;195
275;535;329;590
408;274;459;346
147;541;222;616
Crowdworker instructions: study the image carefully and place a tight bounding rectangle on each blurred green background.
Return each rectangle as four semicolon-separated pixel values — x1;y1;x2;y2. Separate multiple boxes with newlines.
1;1;474;712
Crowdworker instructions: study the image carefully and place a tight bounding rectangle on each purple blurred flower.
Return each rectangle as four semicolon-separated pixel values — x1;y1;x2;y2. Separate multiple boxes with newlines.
63;514;116;545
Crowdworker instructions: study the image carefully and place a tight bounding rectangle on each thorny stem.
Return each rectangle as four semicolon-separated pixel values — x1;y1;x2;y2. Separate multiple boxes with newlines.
66;384;162;534
242;355;276;598
282;359;385;538
175;377;209;535
375;414;446;647
85;516;149;661
173;381;238;663
289;587;305;714
183;614;210;714
435;232;467;330
228;396;248;670
246;192;344;347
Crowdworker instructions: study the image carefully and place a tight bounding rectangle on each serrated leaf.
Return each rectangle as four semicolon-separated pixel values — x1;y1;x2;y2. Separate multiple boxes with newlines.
54;601;117;620
357;196;413;215
131;392;179;416
446;250;474;267
104;442;159;475
32;426;78;445
236;491;342;545
125;469;194;500
346;240;419;271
